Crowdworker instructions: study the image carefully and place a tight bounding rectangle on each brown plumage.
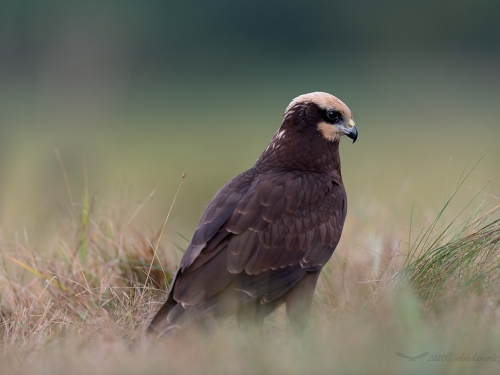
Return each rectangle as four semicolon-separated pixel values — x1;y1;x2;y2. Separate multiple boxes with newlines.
148;92;358;336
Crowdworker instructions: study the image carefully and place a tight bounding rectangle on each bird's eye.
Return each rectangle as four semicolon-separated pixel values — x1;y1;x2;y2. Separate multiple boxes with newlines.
326;110;342;123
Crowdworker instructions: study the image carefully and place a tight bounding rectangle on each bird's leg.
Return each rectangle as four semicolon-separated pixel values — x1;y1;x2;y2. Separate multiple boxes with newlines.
237;300;265;335
237;298;283;338
285;271;320;334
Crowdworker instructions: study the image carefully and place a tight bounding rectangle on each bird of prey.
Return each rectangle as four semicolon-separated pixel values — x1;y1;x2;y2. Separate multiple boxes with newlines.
148;92;358;337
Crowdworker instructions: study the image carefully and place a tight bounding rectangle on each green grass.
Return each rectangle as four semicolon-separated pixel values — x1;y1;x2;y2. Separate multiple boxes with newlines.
403;216;500;305
399;161;500;307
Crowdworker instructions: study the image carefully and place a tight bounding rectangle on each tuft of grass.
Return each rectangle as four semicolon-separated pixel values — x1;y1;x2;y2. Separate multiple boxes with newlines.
400;214;500;305
398;159;500;306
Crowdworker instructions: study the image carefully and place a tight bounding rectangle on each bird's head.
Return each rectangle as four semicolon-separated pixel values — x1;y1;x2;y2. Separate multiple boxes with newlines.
283;92;358;143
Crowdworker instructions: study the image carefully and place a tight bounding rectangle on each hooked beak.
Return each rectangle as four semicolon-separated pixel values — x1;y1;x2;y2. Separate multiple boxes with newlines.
345;120;358;143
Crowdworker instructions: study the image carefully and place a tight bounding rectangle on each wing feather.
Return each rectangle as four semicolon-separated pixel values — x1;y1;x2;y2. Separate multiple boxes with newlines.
227;230;259;273
173;168;347;308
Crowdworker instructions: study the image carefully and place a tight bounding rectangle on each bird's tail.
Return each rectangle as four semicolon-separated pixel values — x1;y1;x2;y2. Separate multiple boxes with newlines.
147;293;222;338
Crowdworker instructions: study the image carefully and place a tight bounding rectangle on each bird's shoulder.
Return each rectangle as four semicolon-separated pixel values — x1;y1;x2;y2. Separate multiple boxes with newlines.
225;168;345;230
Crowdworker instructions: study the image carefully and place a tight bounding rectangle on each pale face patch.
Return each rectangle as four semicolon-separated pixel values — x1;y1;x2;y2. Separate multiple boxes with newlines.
317;122;342;142
284;92;355;143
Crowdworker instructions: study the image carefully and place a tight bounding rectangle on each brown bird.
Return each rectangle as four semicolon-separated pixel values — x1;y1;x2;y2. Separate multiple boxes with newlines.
148;92;358;336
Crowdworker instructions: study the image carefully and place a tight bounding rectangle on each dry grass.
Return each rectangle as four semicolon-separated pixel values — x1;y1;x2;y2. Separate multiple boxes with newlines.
0;199;171;364
0;179;500;374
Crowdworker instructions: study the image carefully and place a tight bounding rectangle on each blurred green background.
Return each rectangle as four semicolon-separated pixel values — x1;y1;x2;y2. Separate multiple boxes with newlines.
1;0;499;244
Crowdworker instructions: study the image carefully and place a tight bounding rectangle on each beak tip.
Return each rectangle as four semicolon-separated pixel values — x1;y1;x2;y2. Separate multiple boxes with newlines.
346;125;358;144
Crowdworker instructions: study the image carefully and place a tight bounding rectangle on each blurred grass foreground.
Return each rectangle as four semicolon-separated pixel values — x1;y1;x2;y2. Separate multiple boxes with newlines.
1;0;500;374
0;161;499;375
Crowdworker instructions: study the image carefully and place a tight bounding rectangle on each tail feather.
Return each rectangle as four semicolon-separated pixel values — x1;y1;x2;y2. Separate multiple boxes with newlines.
147;295;221;337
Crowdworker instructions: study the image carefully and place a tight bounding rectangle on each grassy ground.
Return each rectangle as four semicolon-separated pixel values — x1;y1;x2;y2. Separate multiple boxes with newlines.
0;161;499;374
1;63;499;373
